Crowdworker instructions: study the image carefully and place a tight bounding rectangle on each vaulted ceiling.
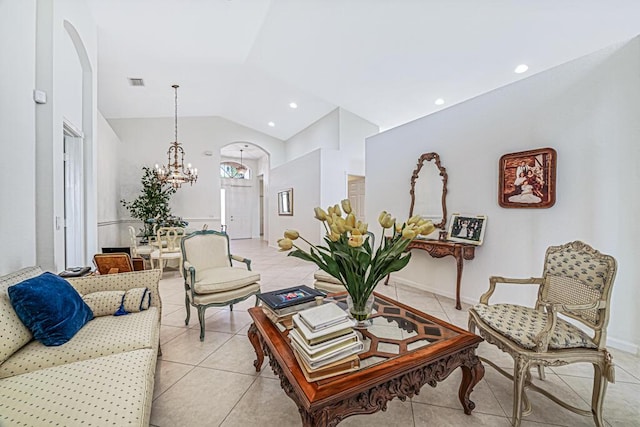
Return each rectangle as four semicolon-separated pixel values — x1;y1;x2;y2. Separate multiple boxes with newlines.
87;0;640;141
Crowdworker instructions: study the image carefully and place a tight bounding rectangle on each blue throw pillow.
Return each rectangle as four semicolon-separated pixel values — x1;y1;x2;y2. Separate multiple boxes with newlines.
8;272;94;346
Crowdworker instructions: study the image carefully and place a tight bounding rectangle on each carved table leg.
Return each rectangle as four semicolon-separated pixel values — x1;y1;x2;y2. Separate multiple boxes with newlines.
454;248;464;310
247;322;264;372
458;356;485;414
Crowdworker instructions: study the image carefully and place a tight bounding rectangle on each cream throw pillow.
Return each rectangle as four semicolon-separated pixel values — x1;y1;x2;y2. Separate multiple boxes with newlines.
83;288;151;317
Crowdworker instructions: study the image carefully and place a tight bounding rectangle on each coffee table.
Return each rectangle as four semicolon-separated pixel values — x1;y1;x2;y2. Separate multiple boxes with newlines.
248;292;484;426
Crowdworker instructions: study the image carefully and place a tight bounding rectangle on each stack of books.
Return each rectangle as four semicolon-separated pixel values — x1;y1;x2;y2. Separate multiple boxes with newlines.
258;286;325;329
290;303;363;381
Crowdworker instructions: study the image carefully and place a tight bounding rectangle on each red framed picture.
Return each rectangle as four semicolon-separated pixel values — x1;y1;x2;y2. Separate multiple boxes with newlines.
499;148;556;209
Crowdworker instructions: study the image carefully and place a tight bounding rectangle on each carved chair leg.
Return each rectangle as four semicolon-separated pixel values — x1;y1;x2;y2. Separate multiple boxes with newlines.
198;306;206;341
184;294;191;325
512;357;529;427
591;364;608;427
537;364;546;381
522;369;532;416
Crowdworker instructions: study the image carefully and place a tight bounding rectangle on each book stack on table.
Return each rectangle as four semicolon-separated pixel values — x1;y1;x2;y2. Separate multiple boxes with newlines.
257;286;325;329
290;303;363;382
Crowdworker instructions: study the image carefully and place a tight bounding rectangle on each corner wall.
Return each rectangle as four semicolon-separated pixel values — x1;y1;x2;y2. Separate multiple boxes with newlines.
0;0;37;273
366;37;640;352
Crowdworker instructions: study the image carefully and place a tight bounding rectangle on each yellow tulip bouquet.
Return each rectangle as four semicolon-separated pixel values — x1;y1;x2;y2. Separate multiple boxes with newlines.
278;199;435;321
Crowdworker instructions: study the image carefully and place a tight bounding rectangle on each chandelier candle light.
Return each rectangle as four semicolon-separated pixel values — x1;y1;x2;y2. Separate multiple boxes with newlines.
278;200;435;326
155;84;198;188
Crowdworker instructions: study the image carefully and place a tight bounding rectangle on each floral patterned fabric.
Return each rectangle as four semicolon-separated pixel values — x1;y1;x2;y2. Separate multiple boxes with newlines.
472;303;597;350
544;245;610;294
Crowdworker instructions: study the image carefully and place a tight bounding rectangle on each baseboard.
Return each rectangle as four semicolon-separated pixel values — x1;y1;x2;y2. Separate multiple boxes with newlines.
389;276;476;307
606;336;639;355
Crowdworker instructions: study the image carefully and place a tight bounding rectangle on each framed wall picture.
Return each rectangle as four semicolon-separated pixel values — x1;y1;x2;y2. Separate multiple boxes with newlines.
447;213;487;245
278;188;293;216
499;148;556;208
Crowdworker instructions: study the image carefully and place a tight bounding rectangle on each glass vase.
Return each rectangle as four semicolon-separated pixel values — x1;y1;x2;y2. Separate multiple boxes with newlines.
346;293;375;328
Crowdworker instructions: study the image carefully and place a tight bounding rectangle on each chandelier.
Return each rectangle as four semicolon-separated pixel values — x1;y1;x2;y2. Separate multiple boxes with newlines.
236;148;247;175
155;84;197;188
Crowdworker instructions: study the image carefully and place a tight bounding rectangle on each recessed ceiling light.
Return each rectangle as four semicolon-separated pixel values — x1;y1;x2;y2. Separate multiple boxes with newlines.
289;102;298;109
268;121;275;127
514;64;529;74
434;98;445;106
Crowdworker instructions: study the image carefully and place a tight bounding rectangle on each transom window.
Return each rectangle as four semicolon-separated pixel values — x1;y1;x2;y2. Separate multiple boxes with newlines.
220;161;251;179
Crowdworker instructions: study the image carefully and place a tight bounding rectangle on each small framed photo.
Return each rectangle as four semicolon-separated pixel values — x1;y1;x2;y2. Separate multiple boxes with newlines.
447;214;487;245
499;148;556;208
278;188;293;216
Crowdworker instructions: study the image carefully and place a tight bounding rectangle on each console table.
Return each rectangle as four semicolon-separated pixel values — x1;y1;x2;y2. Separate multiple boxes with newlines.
385;239;476;310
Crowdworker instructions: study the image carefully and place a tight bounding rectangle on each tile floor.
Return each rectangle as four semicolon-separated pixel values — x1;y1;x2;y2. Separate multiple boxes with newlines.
150;239;640;427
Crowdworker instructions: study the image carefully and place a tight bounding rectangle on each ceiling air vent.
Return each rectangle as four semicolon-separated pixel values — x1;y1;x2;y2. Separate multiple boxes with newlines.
128;78;145;87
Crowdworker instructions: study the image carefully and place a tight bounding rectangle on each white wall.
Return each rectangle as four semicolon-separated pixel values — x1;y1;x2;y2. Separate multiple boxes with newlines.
285;109;340;161
366;38;640;352
97;112;127;248
338;108;379;176
0;0;97;274
109;116;285;234
0;0;37;274
269;150;322;247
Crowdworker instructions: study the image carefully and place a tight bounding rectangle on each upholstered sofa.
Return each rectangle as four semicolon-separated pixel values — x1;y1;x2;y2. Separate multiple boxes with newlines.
0;266;162;426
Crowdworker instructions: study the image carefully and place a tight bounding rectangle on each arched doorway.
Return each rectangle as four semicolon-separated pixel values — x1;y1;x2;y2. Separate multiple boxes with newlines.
219;142;270;239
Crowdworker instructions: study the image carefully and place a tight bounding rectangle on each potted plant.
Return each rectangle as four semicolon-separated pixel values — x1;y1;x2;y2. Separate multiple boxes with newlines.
277;199;435;326
121;166;184;240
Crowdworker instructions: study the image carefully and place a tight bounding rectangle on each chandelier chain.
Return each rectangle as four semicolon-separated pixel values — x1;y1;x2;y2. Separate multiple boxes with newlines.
154;84;198;188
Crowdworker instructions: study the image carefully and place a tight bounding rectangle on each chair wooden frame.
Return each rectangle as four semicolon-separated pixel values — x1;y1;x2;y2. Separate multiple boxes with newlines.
93;252;134;275
468;241;617;426
150;227;183;276
180;230;261;341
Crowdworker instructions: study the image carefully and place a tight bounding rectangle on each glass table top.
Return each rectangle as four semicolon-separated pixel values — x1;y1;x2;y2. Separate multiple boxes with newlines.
325;293;460;370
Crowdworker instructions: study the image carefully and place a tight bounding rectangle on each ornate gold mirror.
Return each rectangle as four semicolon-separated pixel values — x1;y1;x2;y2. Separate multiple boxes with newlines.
409;152;448;230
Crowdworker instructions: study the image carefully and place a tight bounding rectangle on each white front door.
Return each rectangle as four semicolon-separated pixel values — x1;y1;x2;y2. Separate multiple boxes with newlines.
225;184;252;239
64;134;85;267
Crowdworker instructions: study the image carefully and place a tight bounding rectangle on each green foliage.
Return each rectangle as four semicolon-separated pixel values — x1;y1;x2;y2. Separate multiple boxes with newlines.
288;229;413;309
120;166;178;237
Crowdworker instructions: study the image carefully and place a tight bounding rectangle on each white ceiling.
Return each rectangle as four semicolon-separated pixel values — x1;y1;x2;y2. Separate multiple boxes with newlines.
87;0;640;141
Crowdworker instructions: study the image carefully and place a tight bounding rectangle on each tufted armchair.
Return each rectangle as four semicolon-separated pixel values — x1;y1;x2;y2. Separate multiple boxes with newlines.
180;230;261;341
468;241;617;426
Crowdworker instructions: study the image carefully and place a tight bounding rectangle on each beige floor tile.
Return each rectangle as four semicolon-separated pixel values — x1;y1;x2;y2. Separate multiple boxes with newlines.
153;359;194;399
562;374;639;426
150;367;257;427
483;368;601;426
160;328;233;365
220;376;301;427
338;398;414;426
199;335;264;375
194;309;254;334
551;361;639;384
411;368;507;417
411;402;512;426
159;324;188;345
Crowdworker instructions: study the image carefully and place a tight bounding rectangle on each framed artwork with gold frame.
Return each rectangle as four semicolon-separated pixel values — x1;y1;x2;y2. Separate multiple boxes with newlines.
499;148;556;209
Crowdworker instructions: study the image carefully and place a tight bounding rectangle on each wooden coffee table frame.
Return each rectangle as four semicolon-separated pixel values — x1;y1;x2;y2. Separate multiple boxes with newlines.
248;292;484;427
